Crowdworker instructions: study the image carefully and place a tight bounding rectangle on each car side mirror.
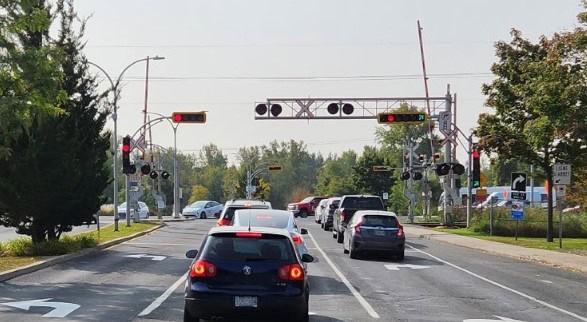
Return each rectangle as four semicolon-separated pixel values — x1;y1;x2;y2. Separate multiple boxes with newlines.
301;254;314;263
300;228;308;235
185;249;198;258
341;222;347;228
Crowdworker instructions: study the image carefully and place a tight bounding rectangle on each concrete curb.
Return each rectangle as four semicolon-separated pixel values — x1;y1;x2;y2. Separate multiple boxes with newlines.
0;223;166;282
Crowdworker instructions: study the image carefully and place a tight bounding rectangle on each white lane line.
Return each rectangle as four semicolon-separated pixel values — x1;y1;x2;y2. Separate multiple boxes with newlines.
407;245;587;322
138;272;187;317
125;242;193;246
307;231;380;319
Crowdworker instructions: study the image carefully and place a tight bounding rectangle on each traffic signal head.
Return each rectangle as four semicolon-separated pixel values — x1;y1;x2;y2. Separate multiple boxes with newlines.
160;171;170;180
149;171;158;179
377;112;427;124
141;164;151;175
436;163;451;176
472;150;481;188
122;136;131;173
171;112;206;123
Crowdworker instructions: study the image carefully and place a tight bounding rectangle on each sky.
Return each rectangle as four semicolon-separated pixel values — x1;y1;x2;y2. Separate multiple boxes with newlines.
74;0;583;166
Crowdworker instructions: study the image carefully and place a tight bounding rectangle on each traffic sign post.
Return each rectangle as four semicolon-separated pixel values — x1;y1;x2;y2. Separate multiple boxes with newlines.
511;200;524;241
553;164;571;185
511;172;527;192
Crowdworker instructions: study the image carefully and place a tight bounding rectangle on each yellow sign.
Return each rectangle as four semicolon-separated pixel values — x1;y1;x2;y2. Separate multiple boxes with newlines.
480;173;488;187
476;188;487;196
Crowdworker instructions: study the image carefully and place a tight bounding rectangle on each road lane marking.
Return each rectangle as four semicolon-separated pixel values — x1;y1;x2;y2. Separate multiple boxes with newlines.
406;245;587;322
307;231;380;319
138;273;187;317
125;242;194;246
384;264;430;271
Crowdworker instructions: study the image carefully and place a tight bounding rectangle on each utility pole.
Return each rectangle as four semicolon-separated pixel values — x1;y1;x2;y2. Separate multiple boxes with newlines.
443;89;453;225
408;142;415;223
467;134;473;228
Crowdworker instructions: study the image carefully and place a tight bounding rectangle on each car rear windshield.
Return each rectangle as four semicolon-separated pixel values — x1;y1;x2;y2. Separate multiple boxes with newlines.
361;215;398;228
223;205;270;219
202;233;294;261
342;197;383;209
242;214;289;229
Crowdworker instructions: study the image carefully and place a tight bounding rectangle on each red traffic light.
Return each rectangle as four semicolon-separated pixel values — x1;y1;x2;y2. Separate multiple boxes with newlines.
472;150;480;158
122;145;130;153
378;112;427;124
171;112;206;123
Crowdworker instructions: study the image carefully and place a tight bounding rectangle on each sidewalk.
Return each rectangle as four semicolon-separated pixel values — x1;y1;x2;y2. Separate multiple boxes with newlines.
404;224;587;274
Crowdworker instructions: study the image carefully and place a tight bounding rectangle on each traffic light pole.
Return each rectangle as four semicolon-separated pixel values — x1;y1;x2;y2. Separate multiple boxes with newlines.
408;142;415;223
443;92;453;226
467;134;473;228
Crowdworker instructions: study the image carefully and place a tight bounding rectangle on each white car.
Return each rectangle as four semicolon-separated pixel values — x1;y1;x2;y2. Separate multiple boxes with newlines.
117;201;149;220
182;200;223;219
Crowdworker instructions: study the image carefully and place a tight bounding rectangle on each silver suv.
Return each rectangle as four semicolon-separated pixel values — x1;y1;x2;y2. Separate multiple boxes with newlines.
216;199;272;226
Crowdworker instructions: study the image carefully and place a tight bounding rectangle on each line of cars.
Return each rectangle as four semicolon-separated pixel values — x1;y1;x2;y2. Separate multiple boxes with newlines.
183;199;314;322
314;194;406;260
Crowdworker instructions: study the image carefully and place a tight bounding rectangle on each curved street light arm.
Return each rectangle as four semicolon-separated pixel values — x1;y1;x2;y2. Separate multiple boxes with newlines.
146;111;177;129
87;61;115;90
130;116;168;139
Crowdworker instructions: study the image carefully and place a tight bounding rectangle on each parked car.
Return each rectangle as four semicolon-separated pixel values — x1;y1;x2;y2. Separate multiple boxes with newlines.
184;226;314;322
333;195;385;244
182;200;223;219
117;201;149;220
314;199;329;224
216;199;272;226
287;196;328;218
343;210;405;260
232;209;309;257
320;197;341;232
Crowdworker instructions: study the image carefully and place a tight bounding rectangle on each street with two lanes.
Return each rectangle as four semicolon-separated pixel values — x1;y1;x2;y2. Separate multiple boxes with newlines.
0;218;585;321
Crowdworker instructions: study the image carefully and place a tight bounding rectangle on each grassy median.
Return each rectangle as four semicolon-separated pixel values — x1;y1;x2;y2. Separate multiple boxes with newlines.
0;222;160;273
433;227;587;255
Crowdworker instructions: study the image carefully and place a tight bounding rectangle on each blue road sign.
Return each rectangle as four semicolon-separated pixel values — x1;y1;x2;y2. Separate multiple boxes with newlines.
511;200;524;220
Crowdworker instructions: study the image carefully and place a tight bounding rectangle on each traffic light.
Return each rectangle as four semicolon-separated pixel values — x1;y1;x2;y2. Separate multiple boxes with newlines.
377;112;427;124
171;112;206;123
472;150;481;188
122;136;131;174
141;164;151;175
161;171;170;180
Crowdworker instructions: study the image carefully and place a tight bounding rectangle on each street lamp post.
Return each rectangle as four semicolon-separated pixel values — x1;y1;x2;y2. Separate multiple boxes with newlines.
88;56;165;231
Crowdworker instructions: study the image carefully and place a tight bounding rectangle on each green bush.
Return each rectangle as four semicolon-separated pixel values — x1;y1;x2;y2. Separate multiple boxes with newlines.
470;208;587;238
1;235;99;257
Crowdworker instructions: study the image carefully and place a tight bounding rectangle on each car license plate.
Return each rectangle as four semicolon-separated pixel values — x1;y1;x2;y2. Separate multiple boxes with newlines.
374;230;385;236
235;296;257;308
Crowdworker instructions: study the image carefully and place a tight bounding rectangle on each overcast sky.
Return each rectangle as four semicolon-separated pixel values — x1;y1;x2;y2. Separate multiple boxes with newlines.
75;0;583;165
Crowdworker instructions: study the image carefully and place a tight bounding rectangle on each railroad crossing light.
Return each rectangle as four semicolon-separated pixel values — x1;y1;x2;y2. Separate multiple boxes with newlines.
122;136;131;174
160;171;170;180
436;163;451;176
327;103;339;114
413;172;423;180
342;103;354;115
172;112;206;123
141;164;151;175
472;150;481;188
268;165;282;171
128;164;137;175
452;163;465;176
434;153;441;161
149;171;158;179
255;104;282;117
377;112;427;124
418;155;426;163
400;171;411;180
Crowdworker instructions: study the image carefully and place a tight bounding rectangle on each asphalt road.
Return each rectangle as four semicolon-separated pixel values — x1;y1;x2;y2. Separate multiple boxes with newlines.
0;216;114;242
0;217;585;322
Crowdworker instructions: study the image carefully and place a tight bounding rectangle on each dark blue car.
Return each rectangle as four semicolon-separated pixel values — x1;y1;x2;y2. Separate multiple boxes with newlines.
184;226;314;322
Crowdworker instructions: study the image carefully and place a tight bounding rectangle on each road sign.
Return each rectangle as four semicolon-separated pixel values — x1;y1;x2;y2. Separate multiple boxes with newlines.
128;173;141;182
511;201;524;220
480;173;488;187
439;111;451;135
373;165;392;172
511;191;527;200
382;192;389;200
553;164;571;185
511;172;527;192
555;185;566;199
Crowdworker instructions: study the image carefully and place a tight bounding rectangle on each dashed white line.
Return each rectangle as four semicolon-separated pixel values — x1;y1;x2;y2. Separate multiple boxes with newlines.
406;245;587;322
307;231;380;319
138;273;187;317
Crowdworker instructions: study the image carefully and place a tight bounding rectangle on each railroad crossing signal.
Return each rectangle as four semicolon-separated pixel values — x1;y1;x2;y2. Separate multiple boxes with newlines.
377;112;427;124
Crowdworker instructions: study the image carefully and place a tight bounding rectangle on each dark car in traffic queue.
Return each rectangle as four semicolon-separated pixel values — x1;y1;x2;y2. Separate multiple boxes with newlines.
332;195;386;244
342;210;406;260
184;226;314;322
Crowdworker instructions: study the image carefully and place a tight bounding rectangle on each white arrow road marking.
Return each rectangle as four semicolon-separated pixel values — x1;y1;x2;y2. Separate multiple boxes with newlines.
512;175;525;188
464;315;527;322
1;298;80;318
123;254;166;261
384;264;431;271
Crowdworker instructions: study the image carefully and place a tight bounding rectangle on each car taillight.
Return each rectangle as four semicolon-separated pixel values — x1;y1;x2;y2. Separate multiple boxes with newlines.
291;234;303;244
217;218;231;226
190;260;217;278
236;232;262;238
339;210;346;221
278;264;304;281
354;221;363;234
397;224;404;237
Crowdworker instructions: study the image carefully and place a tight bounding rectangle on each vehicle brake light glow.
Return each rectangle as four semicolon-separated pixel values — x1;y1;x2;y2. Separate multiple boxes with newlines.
397;224;404;237
236;232;262;238
354;221;363;234
340;210;345;221
292;234;303;244
217;218;231;226
256;215;272;220
190;260;217;278
278;264;304;281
